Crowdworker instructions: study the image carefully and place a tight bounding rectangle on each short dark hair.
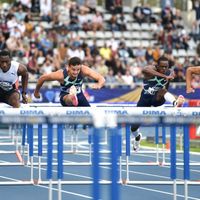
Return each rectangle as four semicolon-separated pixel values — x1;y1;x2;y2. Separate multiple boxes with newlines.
157;56;168;66
0;50;11;58
68;57;82;66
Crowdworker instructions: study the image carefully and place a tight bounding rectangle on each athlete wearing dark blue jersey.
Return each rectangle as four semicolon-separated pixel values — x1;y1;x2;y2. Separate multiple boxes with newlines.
131;56;185;151
34;57;105;106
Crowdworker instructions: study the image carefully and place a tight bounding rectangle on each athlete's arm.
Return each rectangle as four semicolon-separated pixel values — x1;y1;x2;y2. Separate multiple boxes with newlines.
34;70;64;98
17;64;29;103
81;65;105;89
142;65;172;80
186;66;200;93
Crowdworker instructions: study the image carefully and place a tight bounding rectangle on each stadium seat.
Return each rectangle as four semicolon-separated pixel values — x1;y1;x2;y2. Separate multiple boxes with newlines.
132;23;141;31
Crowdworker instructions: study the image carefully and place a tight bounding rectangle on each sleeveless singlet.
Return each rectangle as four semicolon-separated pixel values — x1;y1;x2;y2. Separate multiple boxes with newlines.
0;61;19;91
143;70;170;95
60;68;83;95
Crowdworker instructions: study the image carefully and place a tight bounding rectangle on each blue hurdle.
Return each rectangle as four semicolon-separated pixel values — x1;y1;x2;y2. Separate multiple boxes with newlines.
0;106;199;200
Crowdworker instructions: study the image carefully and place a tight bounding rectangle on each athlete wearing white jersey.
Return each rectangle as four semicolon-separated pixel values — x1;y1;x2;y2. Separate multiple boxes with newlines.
0;50;28;107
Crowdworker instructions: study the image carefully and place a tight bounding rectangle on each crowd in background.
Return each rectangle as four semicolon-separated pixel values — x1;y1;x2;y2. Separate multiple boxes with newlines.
0;0;200;89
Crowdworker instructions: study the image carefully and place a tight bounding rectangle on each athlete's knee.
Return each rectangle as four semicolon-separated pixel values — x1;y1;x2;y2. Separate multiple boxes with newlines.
156;89;167;100
8;93;20;107
158;89;167;96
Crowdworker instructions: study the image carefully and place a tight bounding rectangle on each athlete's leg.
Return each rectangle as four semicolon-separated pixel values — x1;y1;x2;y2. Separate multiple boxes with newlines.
130;92;151;132
60;92;90;107
77;93;90;107
130;93;151;151
61;86;78;106
7;91;20;108
156;89;184;107
62;94;78;106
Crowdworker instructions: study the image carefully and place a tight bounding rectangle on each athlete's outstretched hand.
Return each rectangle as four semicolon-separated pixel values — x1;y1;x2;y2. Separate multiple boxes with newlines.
165;75;174;81
34;90;41;98
186;87;195;93
90;83;101;89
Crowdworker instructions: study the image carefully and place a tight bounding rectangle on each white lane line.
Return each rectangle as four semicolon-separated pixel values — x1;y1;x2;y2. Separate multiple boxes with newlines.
38;184;93;199
1;142;199;200
125;184;200;200
0;174;92;199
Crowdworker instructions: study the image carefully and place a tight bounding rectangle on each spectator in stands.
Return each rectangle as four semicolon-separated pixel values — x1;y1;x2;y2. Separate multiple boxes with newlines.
39;32;54;56
112;58;125;75
83;45;94;66
115;72;125;84
90;40;100;57
67;42;85;60
85;0;97;13
108;15;120;31
91;10;104;31
190;20;200;42
130;60;143;82
78;9;91;31
191;55;200;66
152;46;161;61
145;46;154;64
133;4;145;24
105;0;122;14
105;0;113;12
134;46;146;58
40;0;52;22
122;69;134;86
95;56;108;77
118;41;134;65
142;3;153;23
37;50;46;67
40;58;55;74
179;29;190;51
173;62;185;82
57;42;68;64
161;3;173;30
0;34;7;50
20;0;31;11
113;0;123;14
69;2;80;31
14;5;26;21
192;0;200;21
24;13;34;37
99;43;112;61
117;12;127;31
106;68;117;86
173;9;184;29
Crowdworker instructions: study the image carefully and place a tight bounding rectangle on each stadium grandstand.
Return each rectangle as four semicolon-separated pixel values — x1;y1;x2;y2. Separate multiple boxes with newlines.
0;0;200;103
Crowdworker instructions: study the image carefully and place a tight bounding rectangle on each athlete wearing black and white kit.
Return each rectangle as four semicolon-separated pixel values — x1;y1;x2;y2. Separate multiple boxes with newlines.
60;68;90;107
0;60;20;104
0;50;28;108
